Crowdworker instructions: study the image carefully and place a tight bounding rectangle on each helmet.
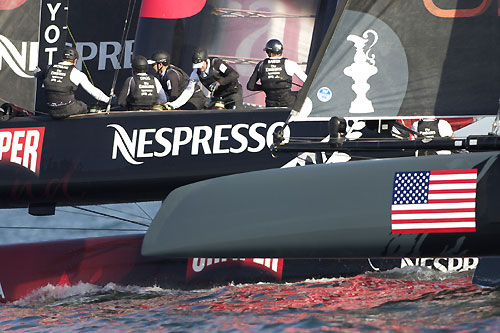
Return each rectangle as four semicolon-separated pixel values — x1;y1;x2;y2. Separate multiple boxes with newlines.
63;47;79;61
192;48;208;68
264;39;283;55
149;50;170;65
132;55;149;72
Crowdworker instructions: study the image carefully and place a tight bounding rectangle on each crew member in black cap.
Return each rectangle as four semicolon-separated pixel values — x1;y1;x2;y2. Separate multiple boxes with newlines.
164;48;243;110
247;39;307;108
117;55;167;110
148;50;205;110
36;47;110;119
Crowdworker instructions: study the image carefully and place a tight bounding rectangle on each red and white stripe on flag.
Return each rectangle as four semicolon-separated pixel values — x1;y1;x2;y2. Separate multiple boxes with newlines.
391;169;477;234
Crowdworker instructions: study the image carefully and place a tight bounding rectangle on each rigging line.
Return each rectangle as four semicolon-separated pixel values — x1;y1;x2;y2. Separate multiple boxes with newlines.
0;226;146;232
66;25;94;86
106;0;137;113
58;207;149;221
71;206;150;227
134;202;153;221
95;204;153;221
243;91;262;99
212;7;316;19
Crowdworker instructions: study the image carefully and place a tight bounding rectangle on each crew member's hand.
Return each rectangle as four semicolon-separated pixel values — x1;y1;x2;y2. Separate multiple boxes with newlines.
163;102;175;110
208;81;220;93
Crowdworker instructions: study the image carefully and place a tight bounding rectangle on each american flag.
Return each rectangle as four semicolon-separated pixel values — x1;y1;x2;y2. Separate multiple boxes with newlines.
391;169;477;234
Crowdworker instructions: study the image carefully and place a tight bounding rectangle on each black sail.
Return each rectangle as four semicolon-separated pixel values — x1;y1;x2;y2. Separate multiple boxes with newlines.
297;0;500;118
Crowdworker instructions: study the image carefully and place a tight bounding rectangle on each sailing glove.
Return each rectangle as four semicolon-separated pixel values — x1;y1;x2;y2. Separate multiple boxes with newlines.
208;81;220;93
163;102;174;110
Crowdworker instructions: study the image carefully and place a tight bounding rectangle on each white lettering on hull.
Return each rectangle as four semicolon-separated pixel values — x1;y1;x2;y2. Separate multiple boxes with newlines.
400;257;479;272
108;122;288;164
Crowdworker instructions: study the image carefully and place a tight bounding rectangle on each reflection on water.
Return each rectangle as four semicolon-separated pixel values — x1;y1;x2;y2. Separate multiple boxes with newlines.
1;270;500;331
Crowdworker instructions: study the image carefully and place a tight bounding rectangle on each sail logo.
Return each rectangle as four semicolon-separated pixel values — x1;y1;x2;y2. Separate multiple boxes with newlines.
0;35;38;78
186;257;284;280
423;0;491;18
317;87;332;102
0;127;45;174
0;35;135;78
108;122;287;165
344;29;378;114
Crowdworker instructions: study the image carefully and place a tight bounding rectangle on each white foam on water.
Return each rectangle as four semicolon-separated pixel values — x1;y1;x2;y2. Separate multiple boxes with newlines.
14;282;170;307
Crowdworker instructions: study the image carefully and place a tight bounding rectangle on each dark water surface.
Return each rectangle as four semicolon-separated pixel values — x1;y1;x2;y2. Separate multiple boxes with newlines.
1;268;499;332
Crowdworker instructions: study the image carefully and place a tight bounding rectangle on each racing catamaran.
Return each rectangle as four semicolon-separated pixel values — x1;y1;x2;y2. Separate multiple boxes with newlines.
140;0;500;282
0;0;498;302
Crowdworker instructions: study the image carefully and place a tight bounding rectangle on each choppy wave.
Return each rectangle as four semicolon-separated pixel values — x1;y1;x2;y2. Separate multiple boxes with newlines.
2;267;499;331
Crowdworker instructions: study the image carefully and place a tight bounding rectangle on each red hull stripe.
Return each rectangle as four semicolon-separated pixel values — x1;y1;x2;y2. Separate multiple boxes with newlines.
430;169;477;175
392;217;475;224
393;228;476;234
428;198;476;204
392;208;475;214
392;218;476;224
429;179;477;185
429;189;476;194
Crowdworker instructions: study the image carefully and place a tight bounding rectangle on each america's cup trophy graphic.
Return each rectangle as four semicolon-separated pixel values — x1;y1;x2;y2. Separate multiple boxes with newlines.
343;29;379;113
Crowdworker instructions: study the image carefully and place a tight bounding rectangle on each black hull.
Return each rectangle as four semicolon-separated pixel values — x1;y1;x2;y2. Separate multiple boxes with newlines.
0;108;293;208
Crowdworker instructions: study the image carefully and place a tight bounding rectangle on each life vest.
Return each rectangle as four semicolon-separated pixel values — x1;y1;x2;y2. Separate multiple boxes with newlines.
127;73;159;109
416;119;442;156
259;58;292;91
417;119;441;139
167;65;189;93
43;63;78;107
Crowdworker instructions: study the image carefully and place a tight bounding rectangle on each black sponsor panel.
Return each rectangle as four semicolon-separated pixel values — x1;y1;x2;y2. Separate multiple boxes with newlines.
35;0;69;112
0;109;290;207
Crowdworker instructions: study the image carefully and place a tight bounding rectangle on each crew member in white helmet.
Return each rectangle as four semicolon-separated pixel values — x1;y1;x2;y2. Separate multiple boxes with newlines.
164;48;243;110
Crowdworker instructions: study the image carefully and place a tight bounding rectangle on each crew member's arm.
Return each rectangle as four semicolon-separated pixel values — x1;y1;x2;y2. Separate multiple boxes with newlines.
117;77;133;107
70;68;110;103
246;62;263;91
212;59;239;86
154;77;168;104
168;70;200;109
438;119;455;139
285;59;307;82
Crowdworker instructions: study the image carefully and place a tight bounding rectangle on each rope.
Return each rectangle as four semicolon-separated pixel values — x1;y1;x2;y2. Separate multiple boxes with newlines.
212;7;315;19
71;206;149;227
134;202;153;221
106;0;137;113
66;25;95;86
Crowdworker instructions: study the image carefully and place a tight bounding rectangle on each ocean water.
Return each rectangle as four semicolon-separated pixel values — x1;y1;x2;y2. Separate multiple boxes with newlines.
1;205;500;331
1;270;499;331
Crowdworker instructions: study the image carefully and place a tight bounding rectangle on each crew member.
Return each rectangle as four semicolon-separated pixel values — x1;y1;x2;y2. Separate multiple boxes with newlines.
36;47;110;119
165;48;243;110
412;117;455;156
117;55;167;110
247;39;307;108
148;50;206;110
